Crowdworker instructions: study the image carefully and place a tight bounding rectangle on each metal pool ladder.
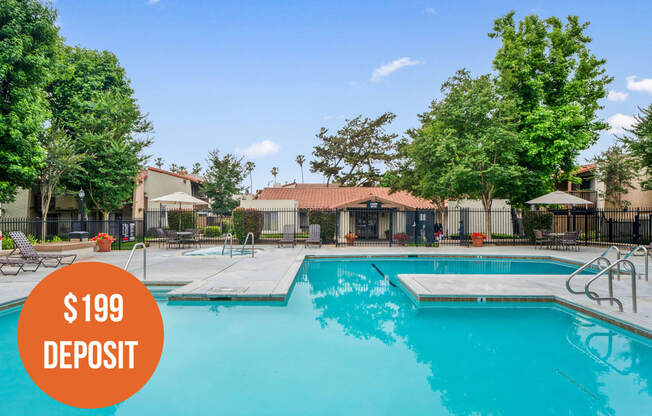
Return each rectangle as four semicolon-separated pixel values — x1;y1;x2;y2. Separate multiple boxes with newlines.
241;232;255;258
566;256;610;301
601;246;622;280
124;242;147;280
222;233;234;258
623;245;649;281
584;259;638;313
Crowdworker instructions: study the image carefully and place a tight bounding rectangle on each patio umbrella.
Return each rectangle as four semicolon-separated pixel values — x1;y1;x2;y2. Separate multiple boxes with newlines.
150;192;209;229
150;192;208;209
526;191;593;206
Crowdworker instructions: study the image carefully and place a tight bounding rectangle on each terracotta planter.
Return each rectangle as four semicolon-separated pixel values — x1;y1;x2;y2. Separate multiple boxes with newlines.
97;239;112;252
346;240;355;246
471;237;484;247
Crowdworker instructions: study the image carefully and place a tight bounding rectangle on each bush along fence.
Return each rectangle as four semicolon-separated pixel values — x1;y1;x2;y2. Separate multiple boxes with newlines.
1;207;651;249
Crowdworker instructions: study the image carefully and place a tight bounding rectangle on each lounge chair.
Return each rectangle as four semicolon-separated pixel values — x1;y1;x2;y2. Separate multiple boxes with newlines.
561;231;579;251
8;231;76;268
533;229;551;249
0;257;41;276
165;230;181;249
305;224;322;248
278;225;295;248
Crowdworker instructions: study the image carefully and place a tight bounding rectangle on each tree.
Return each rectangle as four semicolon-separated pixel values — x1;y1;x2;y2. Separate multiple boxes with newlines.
36;127;86;241
202;149;245;213
489;12;612;205
310;113;398;186
191;162;202;176
48;46;152;220
388;70;524;240
178;166;188;175
0;0;59;202
270;167;279;184
295;154;306;183
591;145;638;209
621;104;652;191
154;157;164;168
169;163;178;173
244;161;255;194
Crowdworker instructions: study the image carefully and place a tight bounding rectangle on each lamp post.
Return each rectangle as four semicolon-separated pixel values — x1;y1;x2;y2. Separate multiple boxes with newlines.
78;189;86;230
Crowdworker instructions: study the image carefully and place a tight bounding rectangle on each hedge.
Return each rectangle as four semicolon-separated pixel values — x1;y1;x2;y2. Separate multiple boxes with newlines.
523;211;553;242
232;208;263;242
167;210;198;231
308;211;336;242
204;226;222;237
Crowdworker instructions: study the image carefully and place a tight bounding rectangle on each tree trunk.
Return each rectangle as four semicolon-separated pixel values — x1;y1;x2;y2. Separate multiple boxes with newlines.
481;196;493;242
102;211;110;233
40;184;52;243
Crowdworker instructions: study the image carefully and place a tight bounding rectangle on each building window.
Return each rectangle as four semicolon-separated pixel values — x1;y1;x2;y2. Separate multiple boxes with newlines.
264;212;278;231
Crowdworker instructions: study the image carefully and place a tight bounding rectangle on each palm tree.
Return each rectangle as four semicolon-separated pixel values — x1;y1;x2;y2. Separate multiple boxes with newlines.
245;161;256;194
271;166;279;184
178;166;188;175
169;163;178;173
154;157;164;168
296;154;305;183
191;162;202;175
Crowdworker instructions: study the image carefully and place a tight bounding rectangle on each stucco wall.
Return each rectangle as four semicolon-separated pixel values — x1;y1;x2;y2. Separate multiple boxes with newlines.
0;188;31;217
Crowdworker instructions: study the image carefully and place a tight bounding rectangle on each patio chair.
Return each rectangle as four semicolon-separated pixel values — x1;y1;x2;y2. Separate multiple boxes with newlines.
165;230;181;249
561;231;579;251
181;229;200;248
8;231;76;268
533;229;551;249
305;224;322;248
278;224;296;248
0;257;42;276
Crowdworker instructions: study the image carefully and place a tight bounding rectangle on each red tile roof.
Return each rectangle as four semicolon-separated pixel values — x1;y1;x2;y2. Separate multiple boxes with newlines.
139;167;203;183
256;186;436;209
575;163;596;174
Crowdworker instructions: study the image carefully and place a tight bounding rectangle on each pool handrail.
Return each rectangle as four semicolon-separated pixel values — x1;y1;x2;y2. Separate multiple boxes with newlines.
566;256;610;302
600;246;622;280
585;258;637;313
124;242;147;281
241;232;255;258
623;245;648;281
222;233;234;258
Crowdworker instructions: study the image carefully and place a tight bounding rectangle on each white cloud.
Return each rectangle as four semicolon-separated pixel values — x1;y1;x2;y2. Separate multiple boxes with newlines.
626;75;652;94
425;7;437;15
607;90;628;102
238;140;279;158
607;113;636;134
370;57;421;82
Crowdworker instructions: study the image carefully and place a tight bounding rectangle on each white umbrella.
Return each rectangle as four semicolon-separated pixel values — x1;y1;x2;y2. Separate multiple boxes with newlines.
526;191;593;206
150;192;208;209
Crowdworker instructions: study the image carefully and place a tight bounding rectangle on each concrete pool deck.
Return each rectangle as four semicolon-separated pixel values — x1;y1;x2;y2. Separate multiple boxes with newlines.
0;244;650;336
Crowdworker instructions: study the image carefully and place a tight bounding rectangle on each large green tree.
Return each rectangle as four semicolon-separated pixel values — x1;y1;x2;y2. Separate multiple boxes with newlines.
0;0;59;202
36;126;86;241
390;70;523;239
202;149;245;213
591;144;638;209
48;46;152;219
621;104;652;191
310;113;398;186
489;12;612;204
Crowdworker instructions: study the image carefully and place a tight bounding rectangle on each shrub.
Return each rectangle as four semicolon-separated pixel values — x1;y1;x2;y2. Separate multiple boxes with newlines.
204;225;222;237
167;210;198;231
232;208;263;242
2;236;14;250
523;211;553;242
221;220;232;234
308;211;336;242
393;233;409;243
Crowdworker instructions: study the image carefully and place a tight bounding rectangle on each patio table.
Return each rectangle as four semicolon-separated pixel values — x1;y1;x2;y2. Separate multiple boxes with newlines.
547;233;564;250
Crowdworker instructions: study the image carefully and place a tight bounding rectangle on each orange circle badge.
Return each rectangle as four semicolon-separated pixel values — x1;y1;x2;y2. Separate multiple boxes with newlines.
17;262;164;408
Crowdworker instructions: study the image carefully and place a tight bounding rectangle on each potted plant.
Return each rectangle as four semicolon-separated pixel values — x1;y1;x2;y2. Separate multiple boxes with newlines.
91;233;115;252
470;232;486;247
393;233;409;246
344;232;357;246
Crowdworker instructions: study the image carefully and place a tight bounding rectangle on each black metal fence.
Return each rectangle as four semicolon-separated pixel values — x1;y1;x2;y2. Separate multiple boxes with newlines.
1;207;651;250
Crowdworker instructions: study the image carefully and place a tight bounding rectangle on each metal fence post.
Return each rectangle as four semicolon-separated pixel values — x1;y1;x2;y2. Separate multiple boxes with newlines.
634;208;640;244
389;209;393;247
118;217;122;251
335;208;339;247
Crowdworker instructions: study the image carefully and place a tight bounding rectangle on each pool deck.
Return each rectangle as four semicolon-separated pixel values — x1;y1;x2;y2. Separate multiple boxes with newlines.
0;244;650;336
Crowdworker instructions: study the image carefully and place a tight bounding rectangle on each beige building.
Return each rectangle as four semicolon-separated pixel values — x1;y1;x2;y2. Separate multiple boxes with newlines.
132;167;204;218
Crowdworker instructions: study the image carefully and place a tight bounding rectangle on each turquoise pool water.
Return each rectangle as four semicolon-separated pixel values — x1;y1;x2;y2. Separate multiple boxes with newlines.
1;258;650;415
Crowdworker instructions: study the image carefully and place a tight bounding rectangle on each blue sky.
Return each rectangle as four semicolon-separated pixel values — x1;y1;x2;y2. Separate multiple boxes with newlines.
53;0;652;190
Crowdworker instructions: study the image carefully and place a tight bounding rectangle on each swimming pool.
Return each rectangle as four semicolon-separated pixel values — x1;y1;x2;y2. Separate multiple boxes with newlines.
184;247;261;256
1;257;649;415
